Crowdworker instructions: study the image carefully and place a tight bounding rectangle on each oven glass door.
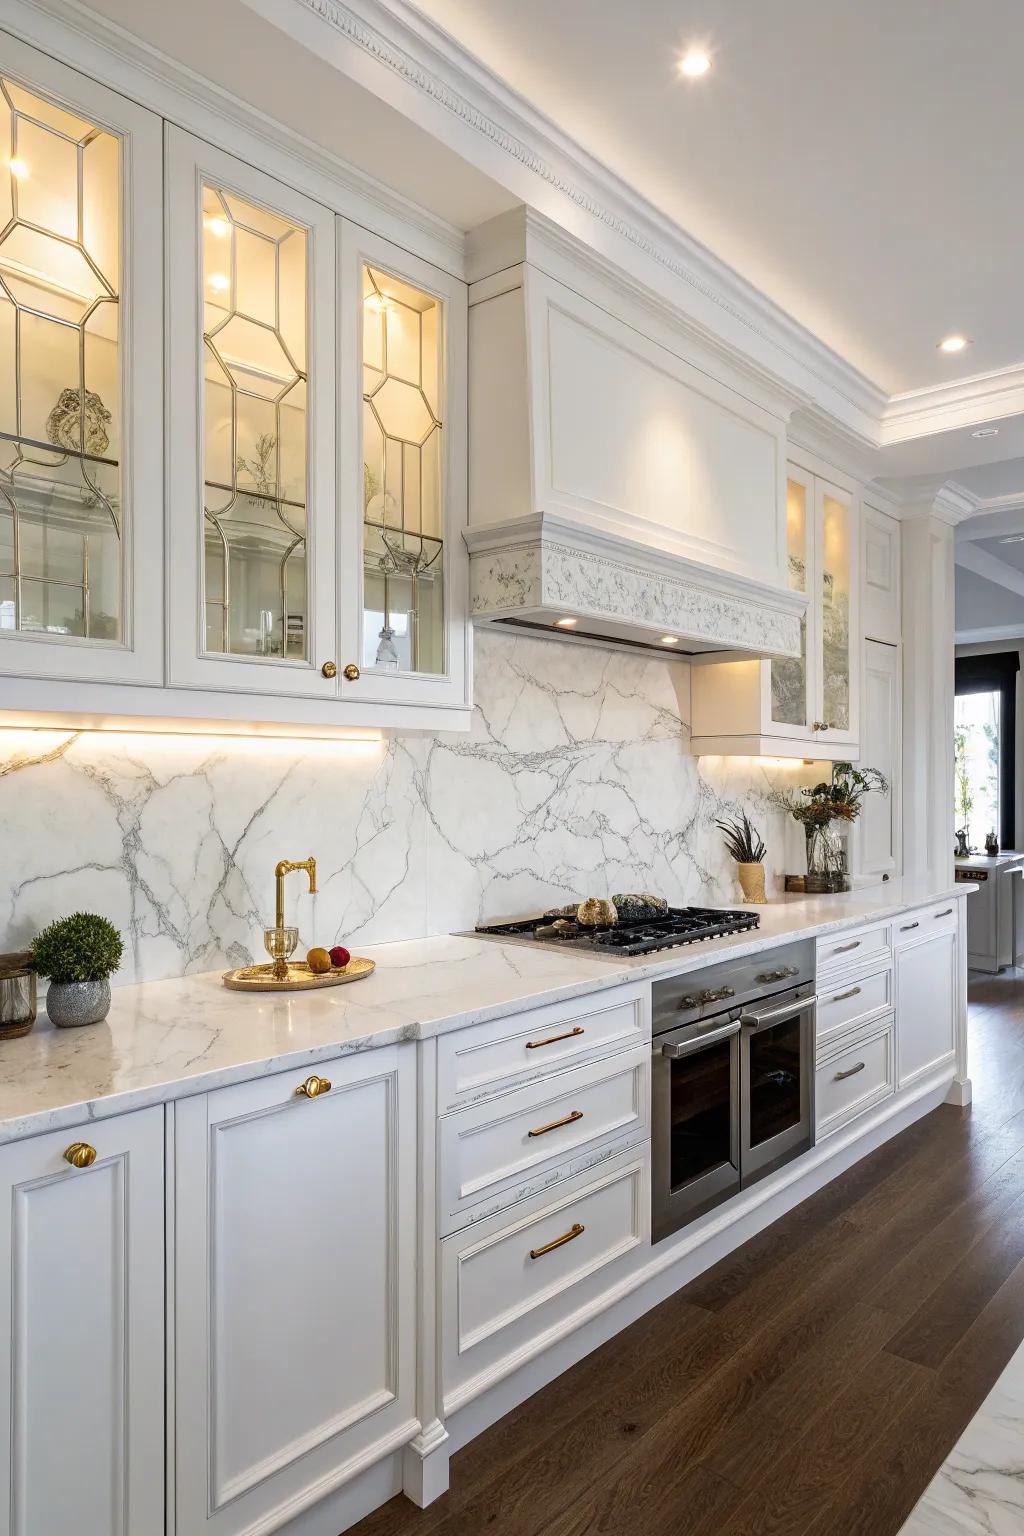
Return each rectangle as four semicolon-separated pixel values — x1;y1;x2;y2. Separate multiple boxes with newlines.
740;995;814;1185
652;1021;741;1242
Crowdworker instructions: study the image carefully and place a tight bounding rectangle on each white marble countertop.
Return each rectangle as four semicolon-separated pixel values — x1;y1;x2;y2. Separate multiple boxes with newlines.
955;851;1024;869
0;879;971;1144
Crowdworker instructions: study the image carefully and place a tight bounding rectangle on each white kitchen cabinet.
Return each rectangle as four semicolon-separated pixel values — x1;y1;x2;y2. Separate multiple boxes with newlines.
173;1046;417;1536
895;928;957;1088
0;1106;165;1536
690;465;860;758
862;502;901;645
851;639;901;881
0;36;164;686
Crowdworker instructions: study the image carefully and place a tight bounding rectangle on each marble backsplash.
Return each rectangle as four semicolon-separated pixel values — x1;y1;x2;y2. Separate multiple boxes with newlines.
0;629;812;984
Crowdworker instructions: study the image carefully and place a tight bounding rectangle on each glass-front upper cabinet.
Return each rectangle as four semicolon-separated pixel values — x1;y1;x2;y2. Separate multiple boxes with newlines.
166;127;337;698
338;223;468;711
818;480;854;738
0;37;162;683
769;465;812;732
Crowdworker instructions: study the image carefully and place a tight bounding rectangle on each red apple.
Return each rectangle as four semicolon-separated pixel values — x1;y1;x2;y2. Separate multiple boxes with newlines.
329;945;351;969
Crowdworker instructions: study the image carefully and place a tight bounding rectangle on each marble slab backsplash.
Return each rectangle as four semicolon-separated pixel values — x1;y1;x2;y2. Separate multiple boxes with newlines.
0;629;813;984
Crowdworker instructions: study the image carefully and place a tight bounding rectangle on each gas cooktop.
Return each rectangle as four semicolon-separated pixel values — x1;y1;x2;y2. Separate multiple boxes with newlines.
474;905;760;957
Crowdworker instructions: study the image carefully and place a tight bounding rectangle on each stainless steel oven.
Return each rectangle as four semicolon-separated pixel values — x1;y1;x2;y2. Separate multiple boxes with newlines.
652;941;815;1243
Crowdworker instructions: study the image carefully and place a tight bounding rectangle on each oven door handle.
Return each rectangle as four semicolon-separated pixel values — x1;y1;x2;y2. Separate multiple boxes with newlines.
661;1019;742;1058
739;995;816;1034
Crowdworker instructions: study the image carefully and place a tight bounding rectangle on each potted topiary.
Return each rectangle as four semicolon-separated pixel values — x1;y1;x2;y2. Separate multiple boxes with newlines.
716;811;768;903
31;912;123;1028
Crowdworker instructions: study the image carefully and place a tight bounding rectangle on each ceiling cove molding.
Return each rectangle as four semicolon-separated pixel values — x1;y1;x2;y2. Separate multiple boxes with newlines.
956;625;1024;646
286;0;887;428
5;0;466;273
881;363;1024;443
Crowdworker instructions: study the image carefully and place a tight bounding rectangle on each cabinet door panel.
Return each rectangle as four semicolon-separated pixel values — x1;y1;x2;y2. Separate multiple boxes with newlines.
768;464;814;734
0;36;162;684
0;1107;164;1536
896;930;956;1088
854;639;901;879
174;1048;416;1536
814;477;859;747
166;127;338;697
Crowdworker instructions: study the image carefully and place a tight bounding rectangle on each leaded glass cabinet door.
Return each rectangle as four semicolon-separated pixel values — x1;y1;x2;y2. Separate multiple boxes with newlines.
166;128;337;697
338;222;469;711
766;464;815;737
0;37;162;684
813;476;859;748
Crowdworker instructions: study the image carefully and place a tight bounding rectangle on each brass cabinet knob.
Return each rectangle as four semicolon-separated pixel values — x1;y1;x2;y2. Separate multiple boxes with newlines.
321;661;337;679
63;1142;97;1168
295;1075;332;1098
342;663;360;682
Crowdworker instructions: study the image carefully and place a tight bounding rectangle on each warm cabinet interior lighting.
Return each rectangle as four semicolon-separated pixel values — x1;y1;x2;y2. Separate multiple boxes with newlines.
555;617;578;628
204;216;230;238
0;726;385;755
207;271;230;291
8;156;29;178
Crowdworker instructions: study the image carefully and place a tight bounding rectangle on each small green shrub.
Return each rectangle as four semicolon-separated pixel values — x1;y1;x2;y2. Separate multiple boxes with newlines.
31;912;124;984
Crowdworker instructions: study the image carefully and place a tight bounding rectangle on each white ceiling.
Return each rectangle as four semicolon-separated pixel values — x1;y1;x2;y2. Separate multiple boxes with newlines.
411;0;1024;397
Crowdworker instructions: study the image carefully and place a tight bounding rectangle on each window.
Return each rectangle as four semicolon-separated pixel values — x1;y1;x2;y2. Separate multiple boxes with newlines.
955;690;1000;851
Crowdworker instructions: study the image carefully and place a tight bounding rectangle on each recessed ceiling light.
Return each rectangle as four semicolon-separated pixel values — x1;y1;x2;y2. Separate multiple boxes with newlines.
938;334;970;354
207;272;230;292
8;158;28;179
679;50;711;77
999;535;1024;544
660;635;679;645
972;427;1000;438
555;617;578;628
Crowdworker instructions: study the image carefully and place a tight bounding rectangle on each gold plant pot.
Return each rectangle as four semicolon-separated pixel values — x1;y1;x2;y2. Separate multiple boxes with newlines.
737;862;766;904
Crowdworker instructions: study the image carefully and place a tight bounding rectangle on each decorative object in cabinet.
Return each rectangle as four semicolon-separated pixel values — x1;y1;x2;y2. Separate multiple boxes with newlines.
362;262;445;675
0;42;162;686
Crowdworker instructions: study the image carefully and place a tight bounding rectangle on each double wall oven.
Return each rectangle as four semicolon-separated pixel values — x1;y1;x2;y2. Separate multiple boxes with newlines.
652;941;815;1243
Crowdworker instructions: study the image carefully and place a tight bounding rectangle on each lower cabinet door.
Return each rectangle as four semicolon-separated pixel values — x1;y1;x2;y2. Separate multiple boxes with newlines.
895;930;957;1088
0;1106;165;1536
174;1048;417;1536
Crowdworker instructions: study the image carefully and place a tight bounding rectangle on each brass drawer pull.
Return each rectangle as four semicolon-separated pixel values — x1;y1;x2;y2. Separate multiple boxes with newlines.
900;921;919;932
343;663;360;681
527;1109;583;1138
834;1061;866;1081
530;1222;585;1260
526;1025;585;1051
832;986;862;1003
295;1075;332;1098
934;909;953;918
833;940;860;953
321;660;337;679
63;1142;96;1168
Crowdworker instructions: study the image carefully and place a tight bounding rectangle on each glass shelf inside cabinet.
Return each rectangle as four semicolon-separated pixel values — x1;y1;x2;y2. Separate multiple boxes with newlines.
770;475;809;728
201;184;309;661
361;264;444;676
0;77;123;642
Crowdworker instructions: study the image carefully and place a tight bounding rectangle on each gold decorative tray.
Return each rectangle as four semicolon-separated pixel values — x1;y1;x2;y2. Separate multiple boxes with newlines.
222;957;376;992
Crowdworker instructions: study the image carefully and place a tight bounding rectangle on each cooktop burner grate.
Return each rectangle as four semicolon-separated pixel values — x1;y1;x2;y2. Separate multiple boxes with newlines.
475;905;760;956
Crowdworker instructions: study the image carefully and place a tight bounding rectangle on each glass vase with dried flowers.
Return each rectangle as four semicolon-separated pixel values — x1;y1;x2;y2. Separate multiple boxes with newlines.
771;763;888;893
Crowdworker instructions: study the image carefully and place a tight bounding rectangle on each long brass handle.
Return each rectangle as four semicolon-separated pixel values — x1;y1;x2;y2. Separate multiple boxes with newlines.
834;1062;866;1081
934;909;953;918
526;1026;585;1051
833;940;860;953
63;1142;96;1168
295;1075;332;1098
832;986;862;1002
527;1109;583;1138
530;1222;585;1260
901;921;919;932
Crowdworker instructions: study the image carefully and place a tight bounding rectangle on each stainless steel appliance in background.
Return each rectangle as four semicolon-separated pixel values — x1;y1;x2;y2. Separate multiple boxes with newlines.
651;941;815;1243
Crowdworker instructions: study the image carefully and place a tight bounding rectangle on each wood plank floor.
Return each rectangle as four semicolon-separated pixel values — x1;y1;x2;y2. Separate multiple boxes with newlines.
349;970;1024;1536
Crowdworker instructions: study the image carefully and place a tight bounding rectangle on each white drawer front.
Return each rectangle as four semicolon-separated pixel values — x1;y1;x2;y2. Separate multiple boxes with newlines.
816;924;891;979
893;901;957;946
816;1020;894;1139
816;964;892;1048
442;1147;647;1411
439;1046;649;1233
437;983;648;1111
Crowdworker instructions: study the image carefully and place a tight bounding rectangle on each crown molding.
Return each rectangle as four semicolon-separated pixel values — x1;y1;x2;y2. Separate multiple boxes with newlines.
3;0;466;273
956;625;1024;647
881;362;1024;443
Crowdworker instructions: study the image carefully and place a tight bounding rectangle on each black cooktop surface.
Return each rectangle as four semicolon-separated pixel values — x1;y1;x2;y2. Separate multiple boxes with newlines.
475;905;760;957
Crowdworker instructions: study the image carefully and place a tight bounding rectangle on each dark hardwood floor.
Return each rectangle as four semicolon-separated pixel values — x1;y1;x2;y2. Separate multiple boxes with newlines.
350;969;1024;1536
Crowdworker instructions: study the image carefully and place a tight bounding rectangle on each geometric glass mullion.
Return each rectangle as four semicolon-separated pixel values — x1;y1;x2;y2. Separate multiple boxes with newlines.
200;179;309;661
0;76;122;642
361;262;445;676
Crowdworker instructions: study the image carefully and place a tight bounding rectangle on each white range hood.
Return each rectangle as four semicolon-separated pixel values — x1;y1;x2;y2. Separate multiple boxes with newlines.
464;212;805;662
465;511;803;659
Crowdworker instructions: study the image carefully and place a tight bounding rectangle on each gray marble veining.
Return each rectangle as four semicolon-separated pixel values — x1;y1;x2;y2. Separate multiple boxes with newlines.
0;628;810;985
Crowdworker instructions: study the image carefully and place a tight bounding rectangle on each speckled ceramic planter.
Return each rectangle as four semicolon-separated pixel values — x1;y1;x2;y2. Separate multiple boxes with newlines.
46;978;111;1028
